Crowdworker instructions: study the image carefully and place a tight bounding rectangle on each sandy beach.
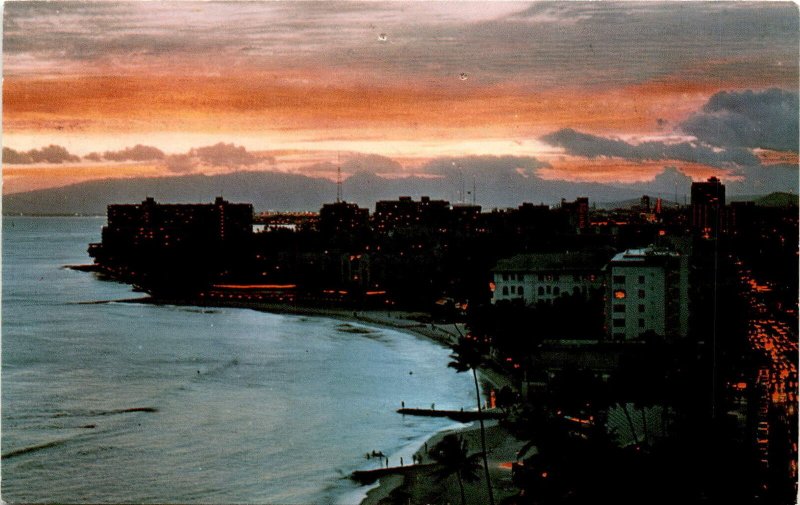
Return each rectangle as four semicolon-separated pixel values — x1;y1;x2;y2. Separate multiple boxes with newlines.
360;421;523;505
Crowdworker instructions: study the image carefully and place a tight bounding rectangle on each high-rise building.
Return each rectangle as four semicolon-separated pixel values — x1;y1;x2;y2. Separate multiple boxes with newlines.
606;247;689;341
558;197;590;230
319;201;369;238
450;202;481;230
373;196;450;234
91;197;254;294
102;196;253;249
691;177;725;236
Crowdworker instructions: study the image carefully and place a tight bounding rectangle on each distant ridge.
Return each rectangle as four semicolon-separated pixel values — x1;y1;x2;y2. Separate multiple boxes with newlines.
3;170;794;216
2;170;639;215
594;198;682;210
754;192;798;207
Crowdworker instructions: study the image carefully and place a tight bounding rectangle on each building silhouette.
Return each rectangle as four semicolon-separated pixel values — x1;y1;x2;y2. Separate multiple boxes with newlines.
103;197;252;245
319;201;369;238
90;197;253;294
373;196;450;235
558;197;590;230
691;177;725;236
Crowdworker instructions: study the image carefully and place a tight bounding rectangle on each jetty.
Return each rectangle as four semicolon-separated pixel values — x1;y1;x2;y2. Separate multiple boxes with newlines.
396;408;503;422
351;463;435;484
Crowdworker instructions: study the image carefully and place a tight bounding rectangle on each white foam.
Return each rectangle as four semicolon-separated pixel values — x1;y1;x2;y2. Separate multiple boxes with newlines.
334;480;381;505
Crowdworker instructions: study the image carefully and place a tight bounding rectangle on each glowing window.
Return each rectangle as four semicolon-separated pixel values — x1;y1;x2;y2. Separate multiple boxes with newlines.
614;290;626;299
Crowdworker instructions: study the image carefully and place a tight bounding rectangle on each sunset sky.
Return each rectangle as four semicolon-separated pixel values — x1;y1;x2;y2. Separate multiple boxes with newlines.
3;1;798;195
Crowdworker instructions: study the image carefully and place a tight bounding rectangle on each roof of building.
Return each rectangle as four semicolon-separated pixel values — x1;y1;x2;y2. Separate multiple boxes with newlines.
493;250;611;273
609;247;681;265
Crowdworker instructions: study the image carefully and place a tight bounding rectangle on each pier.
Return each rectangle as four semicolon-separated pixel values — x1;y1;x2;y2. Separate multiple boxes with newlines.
396;408;503;422
351;463;435;484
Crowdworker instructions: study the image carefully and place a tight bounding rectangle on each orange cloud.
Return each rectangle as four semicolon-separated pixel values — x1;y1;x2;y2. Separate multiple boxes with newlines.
537;156;735;184
4;73;732;142
754;148;799;167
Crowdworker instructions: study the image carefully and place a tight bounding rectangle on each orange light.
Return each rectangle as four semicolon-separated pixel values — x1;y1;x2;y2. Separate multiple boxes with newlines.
212;284;297;290
614;290;626;299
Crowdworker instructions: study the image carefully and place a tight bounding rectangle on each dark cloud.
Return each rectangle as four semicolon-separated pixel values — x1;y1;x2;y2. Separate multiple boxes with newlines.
540;88;798;196
102;144;165;162
297;154;412;178
188;142;261;167
160;143;270;173
29;145;81;163
644;166;696;199
3;147;33;164
3;145;80;164
342;153;403;175
540;128;759;167
680;88;799;152
726;165;800;196
164;154;195;174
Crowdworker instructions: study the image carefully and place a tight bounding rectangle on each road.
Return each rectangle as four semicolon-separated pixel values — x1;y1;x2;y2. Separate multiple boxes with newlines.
739;264;798;500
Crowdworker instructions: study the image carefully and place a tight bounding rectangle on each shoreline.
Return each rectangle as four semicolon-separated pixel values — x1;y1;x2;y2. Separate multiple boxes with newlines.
135;295;467;349
125;296;516;504
144;296;515;393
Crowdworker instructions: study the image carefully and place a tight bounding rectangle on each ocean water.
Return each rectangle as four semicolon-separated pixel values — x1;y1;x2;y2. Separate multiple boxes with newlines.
2;217;475;504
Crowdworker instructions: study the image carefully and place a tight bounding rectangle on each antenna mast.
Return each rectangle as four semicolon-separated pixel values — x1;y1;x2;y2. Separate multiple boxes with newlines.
472;179;476;205
336;154;343;203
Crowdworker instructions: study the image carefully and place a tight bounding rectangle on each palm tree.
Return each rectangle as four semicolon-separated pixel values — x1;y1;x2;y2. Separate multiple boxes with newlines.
431;434;482;505
448;336;495;505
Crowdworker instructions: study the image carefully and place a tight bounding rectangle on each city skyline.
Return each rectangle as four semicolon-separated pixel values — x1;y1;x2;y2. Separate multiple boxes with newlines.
3;1;798;196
